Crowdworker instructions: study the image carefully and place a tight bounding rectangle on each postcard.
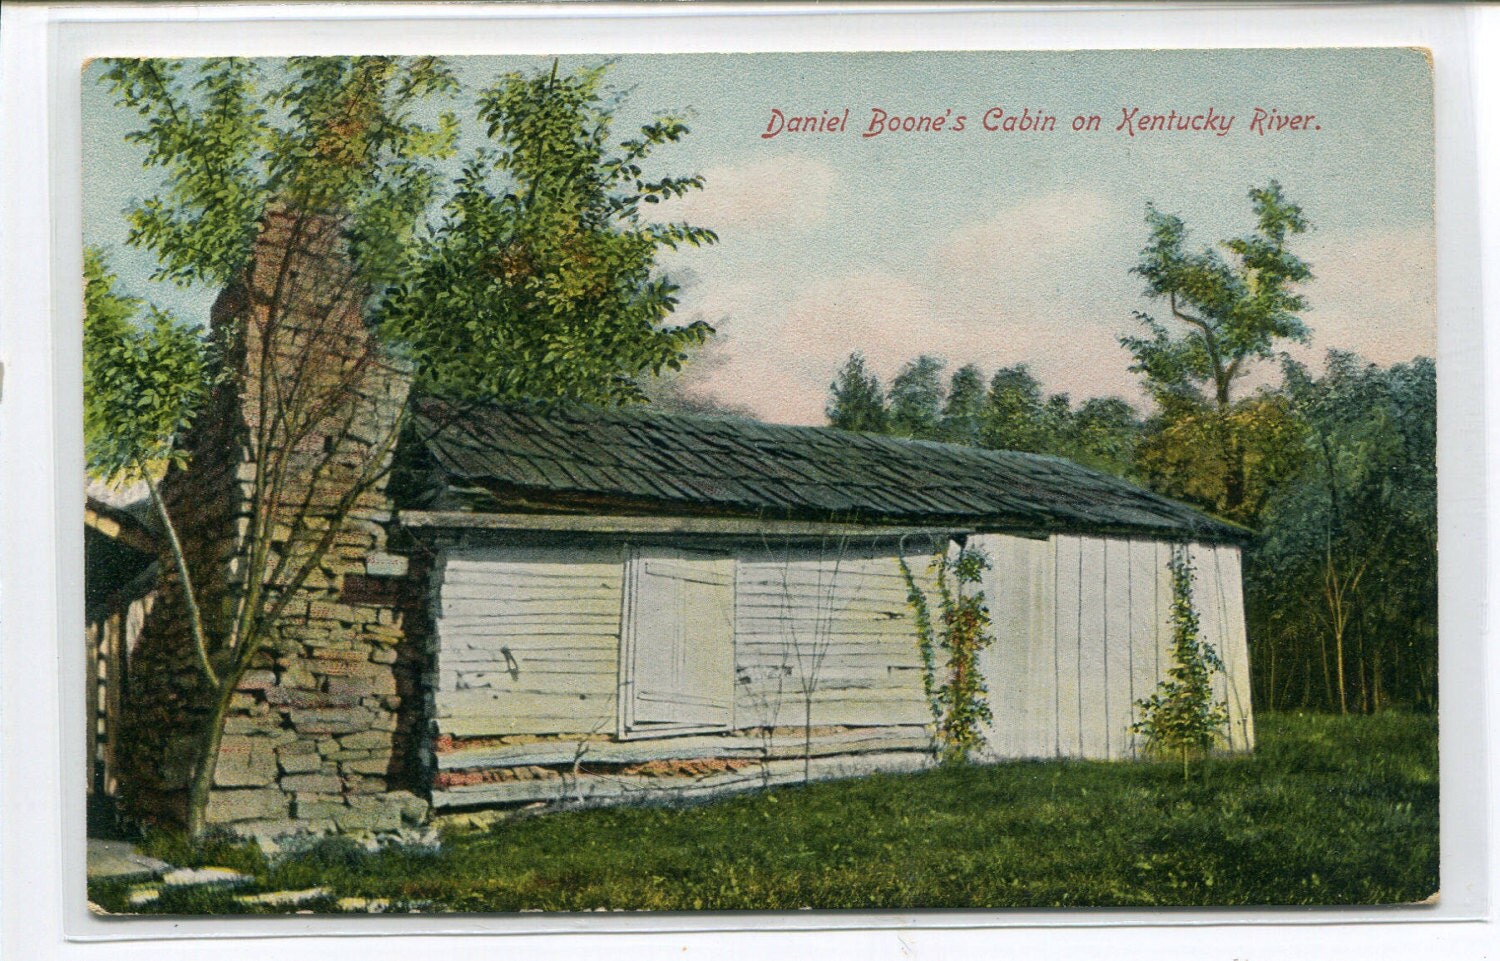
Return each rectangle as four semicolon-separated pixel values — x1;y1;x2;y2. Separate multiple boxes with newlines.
78;48;1438;915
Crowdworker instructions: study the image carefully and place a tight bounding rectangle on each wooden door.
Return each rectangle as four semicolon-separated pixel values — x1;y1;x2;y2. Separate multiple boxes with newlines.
623;547;735;735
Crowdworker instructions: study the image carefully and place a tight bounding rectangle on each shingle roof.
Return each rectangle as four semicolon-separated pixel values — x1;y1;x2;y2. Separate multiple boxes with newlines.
405;396;1248;543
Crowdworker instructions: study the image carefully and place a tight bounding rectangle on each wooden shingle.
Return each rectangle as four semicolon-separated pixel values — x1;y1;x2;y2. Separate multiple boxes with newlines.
407;396;1248;542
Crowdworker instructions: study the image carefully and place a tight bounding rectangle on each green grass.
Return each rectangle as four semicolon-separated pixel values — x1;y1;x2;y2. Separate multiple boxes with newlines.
90;711;1438;913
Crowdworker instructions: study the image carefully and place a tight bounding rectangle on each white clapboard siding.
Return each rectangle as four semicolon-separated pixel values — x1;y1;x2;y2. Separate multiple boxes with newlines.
432;545;623;737
1155;540;1175;713
1103;538;1136;760
972;533;1059;760
1017;534;1058;758
974;533;1252;764
734;547;933;730
1201;543;1255;751
1188;543;1232;750
975;533;1029;759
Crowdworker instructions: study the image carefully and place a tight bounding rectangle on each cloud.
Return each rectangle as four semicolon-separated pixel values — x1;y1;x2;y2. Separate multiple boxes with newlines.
678;197;1437;426
1292;225;1436;366
663;156;839;235
935;190;1117;278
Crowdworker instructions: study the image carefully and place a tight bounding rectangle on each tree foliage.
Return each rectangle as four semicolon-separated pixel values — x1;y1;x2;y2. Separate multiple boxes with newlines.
377;62;716;406
978;364;1055;453
84;247;212;484
886;355;947;439
1121;182;1312;522
91;56;727;835
103;56;459;291
938;363;986;445
826;352;889;433
1246;352;1437;713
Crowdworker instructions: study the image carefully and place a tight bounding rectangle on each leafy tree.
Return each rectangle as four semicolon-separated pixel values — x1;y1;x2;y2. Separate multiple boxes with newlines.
1246;353;1436;714
97;56;460;835
1121;182;1312;523
377;62;716;406
826;352;888;432
1054;396;1142;478
938;363;986;445
1132;546;1229;782
84;248;213;485
94;57;720;835
1134;391;1308;524
978;364;1051;453
84;249;215;682
887;354;946;439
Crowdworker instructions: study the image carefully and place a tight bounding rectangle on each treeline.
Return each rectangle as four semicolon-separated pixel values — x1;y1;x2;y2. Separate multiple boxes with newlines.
825;349;1437;715
828;353;1142;478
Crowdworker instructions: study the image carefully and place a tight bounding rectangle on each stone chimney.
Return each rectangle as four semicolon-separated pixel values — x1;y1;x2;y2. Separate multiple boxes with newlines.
117;206;429;839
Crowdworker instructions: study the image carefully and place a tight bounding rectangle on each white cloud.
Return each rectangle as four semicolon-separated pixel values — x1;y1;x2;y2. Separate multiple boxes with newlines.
680;198;1436;426
662;156;840;235
1292;225;1437;366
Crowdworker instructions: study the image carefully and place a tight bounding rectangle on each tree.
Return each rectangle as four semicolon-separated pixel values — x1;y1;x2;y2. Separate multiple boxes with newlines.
887;355;946;439
377;61;717;406
97;56;460;835
826;352;888;432
1121;182;1312;523
1134;390;1307;523
1132;546;1229;782
1054;396;1142;479
978;364;1056;454
95;58;721;834
938;363;986;445
1245;353;1436;714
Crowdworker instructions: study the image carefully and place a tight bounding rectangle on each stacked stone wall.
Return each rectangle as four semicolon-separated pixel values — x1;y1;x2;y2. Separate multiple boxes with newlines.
118;206;427;839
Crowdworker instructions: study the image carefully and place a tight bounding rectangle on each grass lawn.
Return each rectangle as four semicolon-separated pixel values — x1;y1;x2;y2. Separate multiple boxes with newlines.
89;711;1438;913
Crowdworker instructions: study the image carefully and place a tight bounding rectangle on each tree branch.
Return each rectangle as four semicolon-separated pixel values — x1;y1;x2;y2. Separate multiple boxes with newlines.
143;470;220;690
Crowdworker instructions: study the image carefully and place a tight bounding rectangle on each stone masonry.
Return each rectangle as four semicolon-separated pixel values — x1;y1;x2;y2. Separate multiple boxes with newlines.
117;206;428;840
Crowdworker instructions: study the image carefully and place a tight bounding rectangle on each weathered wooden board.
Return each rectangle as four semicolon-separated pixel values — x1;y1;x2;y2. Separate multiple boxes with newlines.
434;545;624;738
1053;535;1083;757
1155;540;1175;726
1012;534;1054;758
431;751;934;809
1216;545;1255;750
1127;538;1162;759
1187;543;1231;749
1103;538;1136;760
441;669;616;694
1076;537;1109;759
437;726;934;770
972;533;1027;759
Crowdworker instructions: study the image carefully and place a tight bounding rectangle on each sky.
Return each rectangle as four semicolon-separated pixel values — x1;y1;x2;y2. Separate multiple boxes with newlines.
82;49;1435;426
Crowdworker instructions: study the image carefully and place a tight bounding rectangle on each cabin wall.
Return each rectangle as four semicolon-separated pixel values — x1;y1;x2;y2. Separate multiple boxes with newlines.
425;532;1253;811
430;545;625;739
734;544;933;729
971;533;1254;762
427;539;939;809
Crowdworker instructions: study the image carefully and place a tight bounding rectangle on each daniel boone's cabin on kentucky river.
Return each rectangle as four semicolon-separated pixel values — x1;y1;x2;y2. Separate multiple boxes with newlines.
87;398;1255;837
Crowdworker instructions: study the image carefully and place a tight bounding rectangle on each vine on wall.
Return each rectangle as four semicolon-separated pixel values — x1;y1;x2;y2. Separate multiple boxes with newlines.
1132;544;1230;782
900;545;995;764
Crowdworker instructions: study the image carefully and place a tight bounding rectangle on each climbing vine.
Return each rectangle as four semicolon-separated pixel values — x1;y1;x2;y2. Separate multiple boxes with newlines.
1131;545;1229;782
900;545;995;763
